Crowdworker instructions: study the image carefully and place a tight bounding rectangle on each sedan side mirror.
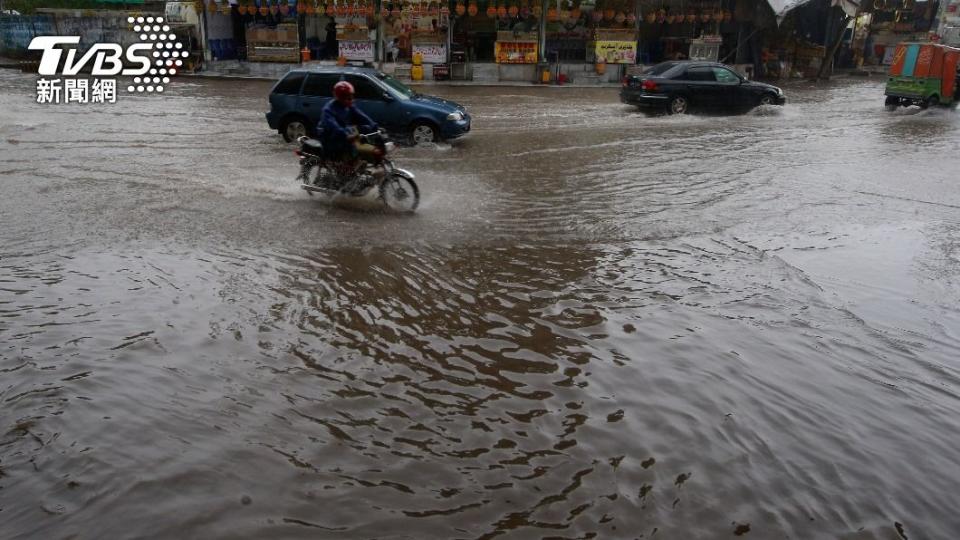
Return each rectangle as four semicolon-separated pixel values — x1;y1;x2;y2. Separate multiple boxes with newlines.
382;92;395;102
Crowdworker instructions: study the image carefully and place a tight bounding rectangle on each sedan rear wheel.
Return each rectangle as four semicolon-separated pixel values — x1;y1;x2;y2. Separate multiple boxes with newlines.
668;95;688;115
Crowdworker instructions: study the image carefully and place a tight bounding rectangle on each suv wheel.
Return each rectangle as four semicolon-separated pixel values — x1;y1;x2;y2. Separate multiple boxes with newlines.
281;117;309;143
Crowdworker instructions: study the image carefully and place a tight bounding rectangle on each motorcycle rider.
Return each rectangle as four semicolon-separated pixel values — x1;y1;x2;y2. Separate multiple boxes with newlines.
319;81;385;186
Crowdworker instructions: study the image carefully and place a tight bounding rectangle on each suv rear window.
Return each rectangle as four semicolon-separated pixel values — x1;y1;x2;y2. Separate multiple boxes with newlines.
273;72;305;95
345;75;384;100
302;73;340;97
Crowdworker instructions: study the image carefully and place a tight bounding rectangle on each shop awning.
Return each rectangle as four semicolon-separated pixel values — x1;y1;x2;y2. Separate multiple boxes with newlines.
768;0;859;20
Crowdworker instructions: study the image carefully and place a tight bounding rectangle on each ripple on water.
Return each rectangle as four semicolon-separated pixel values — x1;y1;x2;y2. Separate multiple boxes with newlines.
2;240;960;538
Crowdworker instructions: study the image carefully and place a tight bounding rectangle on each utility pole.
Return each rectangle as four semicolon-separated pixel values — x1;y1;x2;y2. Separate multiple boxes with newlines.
376;0;384;70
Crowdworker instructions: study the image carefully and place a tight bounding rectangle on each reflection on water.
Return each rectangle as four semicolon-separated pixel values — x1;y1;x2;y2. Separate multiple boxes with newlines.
2;72;960;538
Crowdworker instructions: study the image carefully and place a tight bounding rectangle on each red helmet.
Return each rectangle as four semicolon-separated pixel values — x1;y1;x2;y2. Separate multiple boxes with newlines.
334;81;354;103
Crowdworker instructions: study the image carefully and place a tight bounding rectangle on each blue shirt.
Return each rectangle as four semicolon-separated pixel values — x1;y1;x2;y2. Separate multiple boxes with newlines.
319;100;378;155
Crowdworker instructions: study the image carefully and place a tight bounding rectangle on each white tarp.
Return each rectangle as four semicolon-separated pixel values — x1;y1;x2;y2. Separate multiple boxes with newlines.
767;0;859;20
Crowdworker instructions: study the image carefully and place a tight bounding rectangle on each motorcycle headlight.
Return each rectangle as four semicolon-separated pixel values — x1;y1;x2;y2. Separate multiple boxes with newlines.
446;112;463;121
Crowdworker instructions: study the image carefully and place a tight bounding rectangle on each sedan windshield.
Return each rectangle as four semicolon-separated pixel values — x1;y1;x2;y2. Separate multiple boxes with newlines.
377;73;415;99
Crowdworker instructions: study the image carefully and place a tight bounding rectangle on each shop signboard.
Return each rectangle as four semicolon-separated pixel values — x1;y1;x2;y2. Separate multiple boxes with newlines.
412;43;446;63
595;40;636;63
340;40;374;61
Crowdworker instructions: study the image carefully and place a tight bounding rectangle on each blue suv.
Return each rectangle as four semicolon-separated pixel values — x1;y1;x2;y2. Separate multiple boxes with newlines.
266;66;471;145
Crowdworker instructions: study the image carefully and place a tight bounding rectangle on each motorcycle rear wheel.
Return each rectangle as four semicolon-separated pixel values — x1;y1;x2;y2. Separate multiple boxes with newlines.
379;174;420;213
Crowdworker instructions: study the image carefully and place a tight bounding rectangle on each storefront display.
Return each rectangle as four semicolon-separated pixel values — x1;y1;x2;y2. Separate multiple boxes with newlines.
495;31;538;63
246;22;300;62
383;5;449;64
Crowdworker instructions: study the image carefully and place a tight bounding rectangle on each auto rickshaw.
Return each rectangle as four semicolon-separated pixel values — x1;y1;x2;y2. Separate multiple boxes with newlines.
884;42;960;109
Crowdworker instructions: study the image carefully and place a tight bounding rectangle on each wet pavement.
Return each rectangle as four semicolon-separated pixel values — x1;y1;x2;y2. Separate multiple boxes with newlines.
2;71;960;539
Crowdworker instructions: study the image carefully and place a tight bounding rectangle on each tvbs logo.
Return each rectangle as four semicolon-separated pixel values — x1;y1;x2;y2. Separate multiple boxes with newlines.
29;36;153;76
29;16;188;104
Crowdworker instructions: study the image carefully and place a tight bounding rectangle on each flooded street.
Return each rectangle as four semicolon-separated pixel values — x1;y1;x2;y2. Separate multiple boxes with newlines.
2;70;960;539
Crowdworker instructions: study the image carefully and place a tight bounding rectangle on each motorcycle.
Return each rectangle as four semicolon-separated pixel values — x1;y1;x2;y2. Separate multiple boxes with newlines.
294;130;420;213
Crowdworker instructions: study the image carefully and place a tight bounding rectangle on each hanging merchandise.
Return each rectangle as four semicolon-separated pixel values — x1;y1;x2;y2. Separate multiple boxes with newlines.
390;3;400;17
626;11;635;23
456;1;465;14
604;4;614;20
508;1;518;17
259;1;269;15
279;2;290;15
497;3;507;18
592;5;604;21
269;1;279;14
532;2;541;17
547;5;557;20
468;1;478;15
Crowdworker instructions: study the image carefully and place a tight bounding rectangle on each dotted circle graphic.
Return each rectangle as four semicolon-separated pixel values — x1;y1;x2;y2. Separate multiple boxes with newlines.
127;16;185;94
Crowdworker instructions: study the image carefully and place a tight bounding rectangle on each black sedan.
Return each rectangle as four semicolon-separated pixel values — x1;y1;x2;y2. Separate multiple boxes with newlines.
620;61;786;114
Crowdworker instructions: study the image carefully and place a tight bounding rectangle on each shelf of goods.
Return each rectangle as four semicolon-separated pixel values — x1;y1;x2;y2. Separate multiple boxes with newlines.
246;23;300;62
495;31;539;64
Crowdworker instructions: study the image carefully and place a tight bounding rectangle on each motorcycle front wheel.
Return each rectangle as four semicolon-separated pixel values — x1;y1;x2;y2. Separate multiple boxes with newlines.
379;174;420;213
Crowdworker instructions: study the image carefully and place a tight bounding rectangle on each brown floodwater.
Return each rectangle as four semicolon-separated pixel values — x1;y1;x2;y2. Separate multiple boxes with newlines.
2;70;960;539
